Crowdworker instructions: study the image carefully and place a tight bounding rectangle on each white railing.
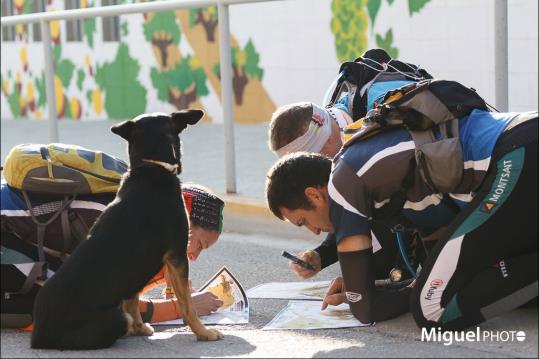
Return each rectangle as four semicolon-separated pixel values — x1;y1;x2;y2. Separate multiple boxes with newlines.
1;0;510;192
0;0;285;194
494;0;508;112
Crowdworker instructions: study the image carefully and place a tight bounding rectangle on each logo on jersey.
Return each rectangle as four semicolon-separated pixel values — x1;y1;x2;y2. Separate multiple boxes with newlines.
424;279;444;301
480;201;496;213
493;260;509;278
345;291;362;303
311;114;325;127
487;159;513;205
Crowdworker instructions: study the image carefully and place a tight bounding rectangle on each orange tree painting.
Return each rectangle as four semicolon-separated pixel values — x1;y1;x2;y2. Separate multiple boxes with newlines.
176;7;276;123
143;11;210;119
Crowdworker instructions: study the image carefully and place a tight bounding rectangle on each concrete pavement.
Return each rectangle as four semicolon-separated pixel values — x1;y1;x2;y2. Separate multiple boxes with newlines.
1;119;538;357
1;229;537;358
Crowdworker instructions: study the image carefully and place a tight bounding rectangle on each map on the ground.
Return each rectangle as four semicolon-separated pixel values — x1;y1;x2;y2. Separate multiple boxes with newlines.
154;266;249;326
247;281;330;301
262;301;372;330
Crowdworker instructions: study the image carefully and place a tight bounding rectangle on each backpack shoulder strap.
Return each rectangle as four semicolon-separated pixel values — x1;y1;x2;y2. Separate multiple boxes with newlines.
21;191;75;279
68;209;90;247
4;261;47;298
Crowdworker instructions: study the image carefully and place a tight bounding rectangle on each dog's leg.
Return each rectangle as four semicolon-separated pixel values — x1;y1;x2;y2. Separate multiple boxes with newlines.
122;293;154;336
164;252;223;341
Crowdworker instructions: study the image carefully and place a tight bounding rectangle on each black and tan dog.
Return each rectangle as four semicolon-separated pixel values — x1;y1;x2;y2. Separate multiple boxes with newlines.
31;110;223;349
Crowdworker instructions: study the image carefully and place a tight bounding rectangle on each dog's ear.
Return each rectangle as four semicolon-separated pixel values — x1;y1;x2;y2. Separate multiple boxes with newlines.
111;120;135;141
171;109;204;134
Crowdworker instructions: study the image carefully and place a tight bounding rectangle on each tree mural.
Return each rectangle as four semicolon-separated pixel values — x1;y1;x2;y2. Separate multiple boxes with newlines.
177;8;276;123
151;55;209;110
1;0;437;123
189;7;218;42
213;39;264;106
94;43;147;119
143;11;181;69
331;0;432;61
34;72;46;114
143;11;209;113
82;1;97;48
6;71;24;117
51;44;78;119
0;0;95;120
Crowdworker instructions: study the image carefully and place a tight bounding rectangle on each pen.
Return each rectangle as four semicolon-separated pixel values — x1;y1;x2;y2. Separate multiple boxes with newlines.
281;250;315;271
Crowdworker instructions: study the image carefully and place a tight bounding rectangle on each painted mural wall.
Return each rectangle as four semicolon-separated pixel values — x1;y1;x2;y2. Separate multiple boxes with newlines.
1;0;537;123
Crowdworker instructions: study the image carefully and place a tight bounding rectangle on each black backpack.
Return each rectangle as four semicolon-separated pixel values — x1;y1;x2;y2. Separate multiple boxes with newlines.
326;48;434;121
1;182;114;329
343;79;490;195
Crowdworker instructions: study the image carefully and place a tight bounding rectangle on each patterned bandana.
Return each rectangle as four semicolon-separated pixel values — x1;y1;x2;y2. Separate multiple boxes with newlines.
274;103;334;158
182;184;224;233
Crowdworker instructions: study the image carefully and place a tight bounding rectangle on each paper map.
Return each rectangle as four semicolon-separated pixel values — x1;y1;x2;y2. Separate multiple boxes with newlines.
247;281;330;301
154;266;249;326
262;301;371;330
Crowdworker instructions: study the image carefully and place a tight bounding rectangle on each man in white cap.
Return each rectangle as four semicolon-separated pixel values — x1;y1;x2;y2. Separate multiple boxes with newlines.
268;101;353;159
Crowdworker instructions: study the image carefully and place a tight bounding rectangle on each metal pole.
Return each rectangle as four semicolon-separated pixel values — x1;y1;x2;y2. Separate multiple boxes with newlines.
217;1;237;193
41;20;58;142
494;0;508;112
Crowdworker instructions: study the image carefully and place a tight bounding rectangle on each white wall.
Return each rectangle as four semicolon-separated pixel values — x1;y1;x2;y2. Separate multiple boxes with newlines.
230;0;538;112
1;0;537;121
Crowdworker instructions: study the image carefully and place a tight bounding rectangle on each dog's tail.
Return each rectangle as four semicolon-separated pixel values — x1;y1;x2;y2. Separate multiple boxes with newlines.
31;307;128;350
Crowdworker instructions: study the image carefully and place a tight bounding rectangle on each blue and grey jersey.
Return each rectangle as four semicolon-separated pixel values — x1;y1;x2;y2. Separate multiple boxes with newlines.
328;109;522;243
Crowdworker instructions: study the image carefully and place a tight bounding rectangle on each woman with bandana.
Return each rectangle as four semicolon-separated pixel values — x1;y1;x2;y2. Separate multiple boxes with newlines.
138;184;226;324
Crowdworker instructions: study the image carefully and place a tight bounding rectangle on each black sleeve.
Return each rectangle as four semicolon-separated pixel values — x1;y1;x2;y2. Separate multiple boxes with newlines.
314;233;338;269
339;249;412;324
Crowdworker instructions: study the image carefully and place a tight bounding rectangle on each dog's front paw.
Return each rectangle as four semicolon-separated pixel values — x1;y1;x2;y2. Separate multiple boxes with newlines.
196;328;224;341
140;323;155;336
129;322;155;336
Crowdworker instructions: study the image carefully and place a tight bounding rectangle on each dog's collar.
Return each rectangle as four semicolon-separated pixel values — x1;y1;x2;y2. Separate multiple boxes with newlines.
141;159;179;175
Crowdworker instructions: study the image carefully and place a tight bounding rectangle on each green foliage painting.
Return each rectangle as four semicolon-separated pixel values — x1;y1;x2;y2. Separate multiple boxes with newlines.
189;7;218;42
76;69;85;91
7;83;21;117
376;28;398;59
212;39;263;105
34;72;46;108
150;55;208;109
143;11;181;68
331;0;431;61
83;18;96;48
94;43;147;119
56;58;75;88
83;1;96;48
409;0;431;16
331;0;369;62
367;0;382;27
